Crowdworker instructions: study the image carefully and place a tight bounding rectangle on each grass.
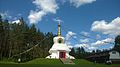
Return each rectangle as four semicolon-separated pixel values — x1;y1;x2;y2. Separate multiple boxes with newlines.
25;58;62;64
0;58;120;67
73;59;93;64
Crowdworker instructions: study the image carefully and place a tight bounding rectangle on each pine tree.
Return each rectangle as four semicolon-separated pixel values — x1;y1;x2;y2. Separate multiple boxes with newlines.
69;47;76;57
0;15;4;59
114;35;120;52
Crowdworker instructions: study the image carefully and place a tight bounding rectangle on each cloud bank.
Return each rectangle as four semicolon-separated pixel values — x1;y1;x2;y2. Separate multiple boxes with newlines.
28;0;58;23
28;0;96;23
91;17;120;36
91;38;114;46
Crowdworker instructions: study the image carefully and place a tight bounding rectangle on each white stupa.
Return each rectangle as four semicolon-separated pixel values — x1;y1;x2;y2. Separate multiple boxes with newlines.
46;22;75;59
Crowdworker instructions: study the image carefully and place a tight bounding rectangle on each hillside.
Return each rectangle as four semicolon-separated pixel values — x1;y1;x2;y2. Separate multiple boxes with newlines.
0;58;120;67
25;58;62;64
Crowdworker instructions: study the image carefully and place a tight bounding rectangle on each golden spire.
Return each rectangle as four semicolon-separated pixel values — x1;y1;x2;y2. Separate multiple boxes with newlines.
58;21;61;36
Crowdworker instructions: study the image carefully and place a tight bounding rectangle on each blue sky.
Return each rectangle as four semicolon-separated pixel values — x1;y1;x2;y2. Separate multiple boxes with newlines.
0;0;120;52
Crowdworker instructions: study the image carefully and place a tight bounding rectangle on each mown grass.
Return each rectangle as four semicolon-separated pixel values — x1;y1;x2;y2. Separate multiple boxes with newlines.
0;58;120;67
25;58;62;64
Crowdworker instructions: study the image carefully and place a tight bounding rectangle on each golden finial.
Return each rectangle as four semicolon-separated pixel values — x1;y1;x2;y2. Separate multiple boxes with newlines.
58;21;61;36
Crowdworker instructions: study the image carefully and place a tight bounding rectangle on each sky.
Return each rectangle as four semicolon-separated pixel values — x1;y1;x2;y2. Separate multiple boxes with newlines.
0;0;120;52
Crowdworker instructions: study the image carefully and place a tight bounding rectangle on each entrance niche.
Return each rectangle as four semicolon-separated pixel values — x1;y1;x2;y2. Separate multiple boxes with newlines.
59;51;66;58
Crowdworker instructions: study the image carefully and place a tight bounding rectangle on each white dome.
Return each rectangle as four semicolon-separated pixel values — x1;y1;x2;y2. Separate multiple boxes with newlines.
49;36;71;53
53;36;65;43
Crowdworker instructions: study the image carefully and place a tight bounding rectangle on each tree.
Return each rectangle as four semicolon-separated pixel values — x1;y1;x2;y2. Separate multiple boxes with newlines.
0;18;10;59
81;47;85;53
114;35;120;51
92;50;95;54
96;49;101;53
69;48;76;57
75;47;87;59
0;16;4;59
115;35;120;45
0;15;2;22
3;19;10;58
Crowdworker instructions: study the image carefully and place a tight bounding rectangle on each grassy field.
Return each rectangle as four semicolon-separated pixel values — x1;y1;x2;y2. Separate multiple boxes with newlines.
0;58;120;67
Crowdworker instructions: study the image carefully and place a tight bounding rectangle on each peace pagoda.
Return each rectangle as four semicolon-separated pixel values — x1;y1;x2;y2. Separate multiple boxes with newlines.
46;22;75;59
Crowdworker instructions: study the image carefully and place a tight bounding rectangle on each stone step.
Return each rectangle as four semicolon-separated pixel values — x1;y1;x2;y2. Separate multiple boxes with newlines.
60;58;75;64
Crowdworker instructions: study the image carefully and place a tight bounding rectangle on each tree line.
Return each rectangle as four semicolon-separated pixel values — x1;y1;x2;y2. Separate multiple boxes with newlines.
0;15;54;62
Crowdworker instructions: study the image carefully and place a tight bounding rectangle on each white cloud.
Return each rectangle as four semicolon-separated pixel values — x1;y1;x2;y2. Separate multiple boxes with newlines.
0;12;8;19
68;45;73;49
53;18;63;22
33;0;58;13
96;34;101;39
81;31;90;37
74;37;114;52
11;20;20;24
60;0;67;5
28;0;58;23
92;38;114;46
108;46;114;49
88;46;97;50
66;31;76;41
0;12;12;19
74;43;89;48
28;0;96;23
28;10;46;23
80;38;89;43
91;17;120;36
70;0;96;8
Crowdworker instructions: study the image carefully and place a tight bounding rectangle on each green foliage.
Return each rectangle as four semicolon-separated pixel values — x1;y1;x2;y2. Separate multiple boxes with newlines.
69;48;76;57
115;35;120;45
114;35;120;52
0;15;54;62
70;47;89;59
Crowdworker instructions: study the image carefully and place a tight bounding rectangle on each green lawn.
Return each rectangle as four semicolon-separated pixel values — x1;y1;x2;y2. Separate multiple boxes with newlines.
0;58;120;67
25;58;62;64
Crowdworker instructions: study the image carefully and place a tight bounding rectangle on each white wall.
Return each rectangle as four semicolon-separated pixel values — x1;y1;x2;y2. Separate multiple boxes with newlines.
109;51;120;60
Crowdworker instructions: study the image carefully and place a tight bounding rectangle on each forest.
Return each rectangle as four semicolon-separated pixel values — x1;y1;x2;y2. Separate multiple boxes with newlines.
0;15;55;62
